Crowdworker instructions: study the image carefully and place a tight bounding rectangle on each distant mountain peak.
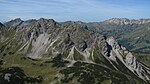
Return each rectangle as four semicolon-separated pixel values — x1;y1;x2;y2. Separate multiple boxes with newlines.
104;18;150;25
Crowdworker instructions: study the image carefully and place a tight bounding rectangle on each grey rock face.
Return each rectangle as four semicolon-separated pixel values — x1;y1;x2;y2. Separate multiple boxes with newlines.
105;37;150;81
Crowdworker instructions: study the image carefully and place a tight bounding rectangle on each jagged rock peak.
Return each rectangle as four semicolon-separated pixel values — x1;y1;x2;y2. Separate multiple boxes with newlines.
8;18;23;23
38;18;56;24
36;18;60;28
4;18;23;27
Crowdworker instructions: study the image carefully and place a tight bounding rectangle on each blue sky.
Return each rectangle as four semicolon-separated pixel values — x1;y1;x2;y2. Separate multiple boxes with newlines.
0;0;150;22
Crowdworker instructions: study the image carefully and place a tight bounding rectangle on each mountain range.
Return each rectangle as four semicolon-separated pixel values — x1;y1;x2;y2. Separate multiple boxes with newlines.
0;18;150;84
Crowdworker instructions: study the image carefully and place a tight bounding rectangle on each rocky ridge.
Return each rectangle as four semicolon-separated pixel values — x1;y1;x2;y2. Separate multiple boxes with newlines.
0;18;150;83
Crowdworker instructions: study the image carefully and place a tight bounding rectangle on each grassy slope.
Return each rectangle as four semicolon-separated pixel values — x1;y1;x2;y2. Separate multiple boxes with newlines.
1;54;60;84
